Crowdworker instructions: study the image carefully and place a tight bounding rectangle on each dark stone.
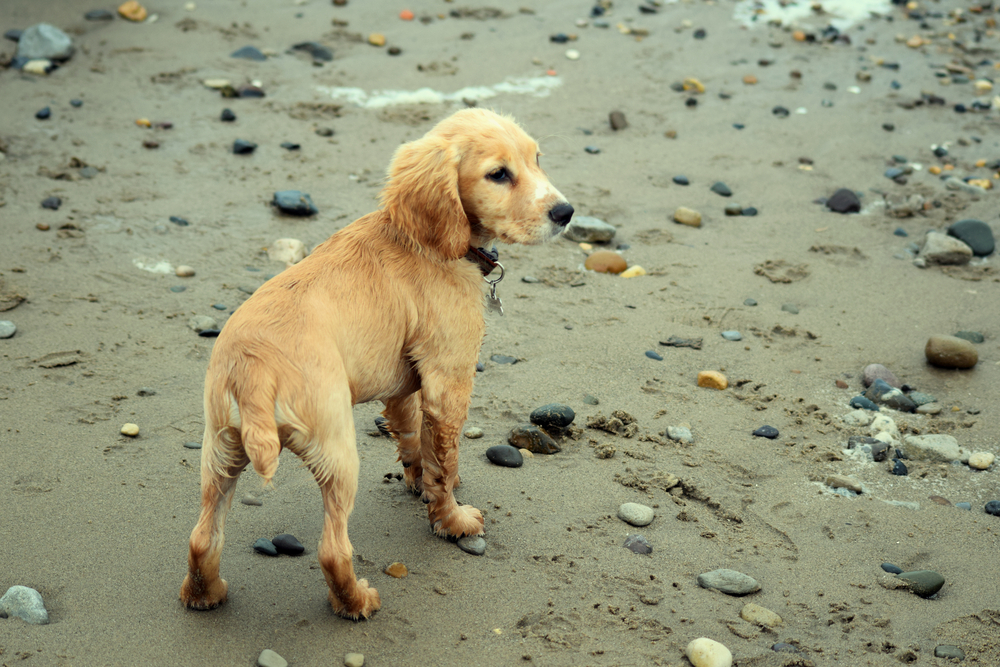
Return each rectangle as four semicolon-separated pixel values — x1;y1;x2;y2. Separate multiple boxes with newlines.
894;227;908;237
645;350;663;361
233;139;257;155
865;379;916;412
744;298;757;306
609;110;627;130
486;444;523;468
292;41;333;62
530;404;575;429
753;425;779;439
985;500;1000;516
623;534;652;554
849;395;879;411
724;204;743;216
550;33;570;43
213;304;227;310
387;46;401;56
36;107;51;120
169;216;189;226
220;108;236;122
947;219;994;256
272;190;318;216
280;142;300;150
4;29;22;42
883;123;895;131
490;354;518;364
236;85;265;98
169;286;186;293
742;207;758;216
70;99;83;107
885;167;906;180
827;188;861;213
84;9;115;20
772;644;799;654
198;329;220;338
231;45;267;61
672;175;689;185
881;562;903;574
891;459;908;476
693;28;706;39
772;106;790;118
659;336;702;349
733;123;745;130
41;196;61;210
933;146;948;157
685;98;697;108
896;570;945;598
508;425;560;455
315;127;334;137
456;536;486;555
253;538;279;556
848;436;889;461
272;533;305;556
710;182;732;197
953;331;984;344
584;146;600;154
183;441;202;449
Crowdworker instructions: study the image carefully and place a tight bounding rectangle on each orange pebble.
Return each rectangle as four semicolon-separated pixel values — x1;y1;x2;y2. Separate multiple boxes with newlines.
943;164;955;171
384;562;408;578
400;9;414;20
743;74;758;85
928;165;942;175
792;30;806;42
584;250;627;274
135;118;152;127
118;0;148;21
975;158;987;168
697;370;728;390
546;69;557;76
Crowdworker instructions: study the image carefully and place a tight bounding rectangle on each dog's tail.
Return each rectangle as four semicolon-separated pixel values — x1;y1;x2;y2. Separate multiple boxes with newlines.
237;379;282;487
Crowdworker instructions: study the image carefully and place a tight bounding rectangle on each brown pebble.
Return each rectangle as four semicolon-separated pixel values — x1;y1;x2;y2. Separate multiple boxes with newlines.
384;562;408;578
36;223;50;231
928;495;951;506
925;335;977;369
664;130;677;139
835;379;848;389
143;139;160;149
790;70;802;79
584;250;627;274
697;371;728;390
609;110;627;130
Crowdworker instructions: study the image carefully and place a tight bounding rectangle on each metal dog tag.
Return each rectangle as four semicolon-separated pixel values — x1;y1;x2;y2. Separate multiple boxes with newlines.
486;291;504;316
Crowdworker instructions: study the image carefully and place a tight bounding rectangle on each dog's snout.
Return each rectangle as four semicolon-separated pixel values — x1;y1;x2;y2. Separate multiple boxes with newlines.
548;203;574;227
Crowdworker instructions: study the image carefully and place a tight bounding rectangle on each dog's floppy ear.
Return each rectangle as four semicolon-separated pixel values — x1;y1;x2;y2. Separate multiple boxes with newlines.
380;134;470;261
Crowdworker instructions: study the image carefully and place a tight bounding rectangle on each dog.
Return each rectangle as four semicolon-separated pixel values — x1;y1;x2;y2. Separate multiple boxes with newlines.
179;108;573;619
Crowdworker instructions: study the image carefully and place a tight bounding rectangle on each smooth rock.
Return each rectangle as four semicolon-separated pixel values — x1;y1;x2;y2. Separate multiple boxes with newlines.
896;570;945;598
865;379;916;412
220;108;236;122
645;350;663;361
241;495;263;506
272;190;318;216
985;501;1000;516
272;534;304;556
175;265;195;277
741;602;782;628
826;475;862;493
253;538;278;556
584;250;627;274
623;534;651;554
903;434;970;463
925;335;978;369
231;45;267;61
666;426;693;444
934;646;965;661
188;316;217;333
233;139;257;154
36;107;51;120
486;444;523;468
384;562;407;578
953;330;984;344
863;363;901;388
908;391;936;406
969;452;995;470
344;653;365;667
956;502;972;511
617;502;654;527
753;425;778;439
826;188;860;213
121;423;139;436
685;638;733;667
464;427;484;439
721;330;742;341
0;321;16;339
16;23;74;61
673;175;690;185
490;354;517;364
772;643;799;654
563;216;616;243
268;238;307;267
609;110;627;130
169;215;189;226
780;303;799;314
710;182;732;197
881;562;903;574
869;414;899;439
257;649;288;667
891;460;908;476
921;231;973;265
508;425;560;454
697;569;760;596
697;370;727;390
183;441;202;449
849;396;879;411
457;536;486;556
41;196;61;210
292;41;334;62
673;206;702;227
530;403;575;429
724;204;743;216
948;219;994;256
620;265;646;278
1;586;49;625
85;9;116;20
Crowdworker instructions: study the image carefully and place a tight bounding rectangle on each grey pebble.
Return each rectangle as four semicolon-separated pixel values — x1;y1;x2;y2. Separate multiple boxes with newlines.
617;502;654;527
170;286;186;293
697;568;761;596
881;562;902;574
530;404;575;429
583;395;600;405
183;441;202;449
826;188;861;214
241;495;263;506
948;218;995;256
645;350;663;361
231;45;267;61
710;181;732;197
742;207;758;216
666;425;693;444
934;646;965;661
772;643;799;654
673;175;689;185
84;9;115;20
253;538;279;556
955;502;972;511
41;196;62;210
865;379;916;412
272;533;305;556
272;190;318;216
292;41;333;62
0;321;16;339
257;649;288;667
753;425;778;439
743;298;757;306
16;23;74;61
169;215;189;226
486;444;523;468
896;570;945;598
457;536;486;556
953;330;984;344
891;460;908;476
724;204;743;216
623;534;652;554
780;303;799;314
212;303;227;310
490;354;518;364
521;275;540;283
721;330;742;341
849;396;879;411
985;500;1000;516
0;586;49;625
188;315;217;333
563;215;616;243
233;139;257;154
584;145;600;154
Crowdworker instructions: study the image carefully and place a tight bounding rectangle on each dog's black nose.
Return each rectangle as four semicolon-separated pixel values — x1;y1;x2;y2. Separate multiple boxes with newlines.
548;203;574;227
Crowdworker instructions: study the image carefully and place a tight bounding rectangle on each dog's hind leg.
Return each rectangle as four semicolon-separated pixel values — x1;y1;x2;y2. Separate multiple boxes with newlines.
180;426;248;610
382;392;423;494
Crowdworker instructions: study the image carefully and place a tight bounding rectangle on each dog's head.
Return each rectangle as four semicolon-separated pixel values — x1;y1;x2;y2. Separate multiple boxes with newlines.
380;108;573;260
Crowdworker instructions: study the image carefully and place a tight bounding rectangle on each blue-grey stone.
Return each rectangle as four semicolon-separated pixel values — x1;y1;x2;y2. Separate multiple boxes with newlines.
948;219;994;256
183;441;202;449
865;379;916;412
673;175;689;185
1;586;49;624
36;107;51;120
721;331;742;341
742;207;758;216
170;285;186;293
985;500;1000;516
697;568;760;596
953;330;984;344
934;646;965;660
849;396;879;411
885;167;906;180
84;9;115;20
272;533;305;556
272;190;317;216
0;321;16;339
781;303;799;314
908;391;935;406
881;562;903;574
17;23;74;61
253;538;279;556
220;108;236;122
743;298;757;306
457;536;486;555
772;643;799;654
896;570;945;598
486;444;523;468
212;303;227;310
826;188;861;213
530;404;575;429
584;145;600;154
623;534;651;554
292;41;333;62
894;227;908;237
710;181;732;197
169;215;189;226
231;45;267;61
233;139;257;154
490;354;517;364
753;425;778;439
563;215;616;243
955;502;972;511
891;460;908;476
645;350;663;361
41;196;61;210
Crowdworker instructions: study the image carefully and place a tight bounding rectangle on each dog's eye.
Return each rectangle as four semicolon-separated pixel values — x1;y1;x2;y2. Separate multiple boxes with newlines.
487;167;509;183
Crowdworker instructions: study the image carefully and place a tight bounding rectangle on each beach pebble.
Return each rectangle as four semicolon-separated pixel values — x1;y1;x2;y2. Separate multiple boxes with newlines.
233;139;257;154
724;204;743;216
183;441;201;449
609;111;627;130
710;182;732;197
752;425;778;439
985;501;1000;516
780;304;799;315
272;534;304;556
645;350;663;361
772;643;799;654
231;45;266;61
673;175;689;185
721;331;741;341
849;396;879;411
953;331;984;344
869;414;899;439
864;379;916;412
563;216;616;243
584;250;626;274
384;562;408;578
826;475;862;494
584;145;600;154
697;569;760;596
891;460;908;476
16;23;74;61
673;207;702;227
697;371;727;390
1;586;50;625
85;9;115;20
464;427;484;439
956;502;972;511
490;354;517;364
685;638;733;667
925;335;978;369
530;404;575;429
934;646;965;661
903;434;970;463
292;41;334;62
740;602;782;628
969;452;994;470
881;562;903;574
863;364;900;388
368;33;386;47
666;426;693;444
268;238;307;267
896;570;945;598
617;502;654;527
565;49;580;60
0;321;16;339
508;425;560;455
121;423;139;436
41;196;61;210
947;219;994;256
220;108;236;122
241;495;263;506
169;216;189;226
623;534;651;554
188;316;218;333
344;653;365;667
826;188;860;213
175;265;195;277
921;231;972;265
118;0;148;22
257;649;287;667
486;444;523;468
908;391;936;406
253;538;278;557
272;190;318;216
457;536;486;556
620;266;646;278
36;107;51;120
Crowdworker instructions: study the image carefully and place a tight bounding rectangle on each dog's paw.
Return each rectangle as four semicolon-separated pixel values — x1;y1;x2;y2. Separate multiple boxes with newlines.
432;503;484;539
329;579;381;620
180;575;228;610
403;466;424;495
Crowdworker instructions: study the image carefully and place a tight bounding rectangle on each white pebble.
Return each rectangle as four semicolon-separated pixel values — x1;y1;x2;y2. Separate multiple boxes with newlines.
121;423;140;437
617;502;654;527
464;426;484;439
257;649;287;667
685;637;733;667
0;320;16;339
344;653;364;667
565;49;580;60
969;451;994;470
268;238;307;267
23;59;52;75
175;265;196;277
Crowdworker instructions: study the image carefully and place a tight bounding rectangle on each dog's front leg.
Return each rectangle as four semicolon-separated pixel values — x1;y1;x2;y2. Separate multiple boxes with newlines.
418;379;484;538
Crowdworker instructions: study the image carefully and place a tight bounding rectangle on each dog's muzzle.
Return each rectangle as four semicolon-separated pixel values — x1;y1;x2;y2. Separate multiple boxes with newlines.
548;203;574;227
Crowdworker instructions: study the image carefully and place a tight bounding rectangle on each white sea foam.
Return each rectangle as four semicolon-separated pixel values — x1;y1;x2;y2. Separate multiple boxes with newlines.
734;0;894;30
317;75;562;109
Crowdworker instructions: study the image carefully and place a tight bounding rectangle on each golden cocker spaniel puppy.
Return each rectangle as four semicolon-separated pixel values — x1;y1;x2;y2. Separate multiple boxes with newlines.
180;108;573;619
